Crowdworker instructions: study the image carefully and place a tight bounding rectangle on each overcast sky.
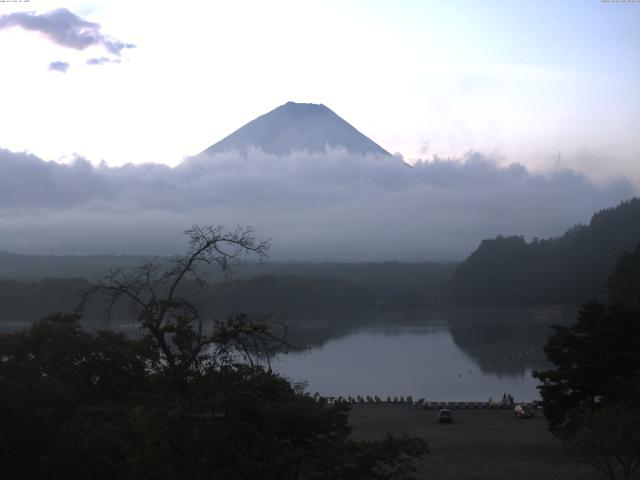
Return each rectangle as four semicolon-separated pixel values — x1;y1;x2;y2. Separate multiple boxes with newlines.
1;0;639;184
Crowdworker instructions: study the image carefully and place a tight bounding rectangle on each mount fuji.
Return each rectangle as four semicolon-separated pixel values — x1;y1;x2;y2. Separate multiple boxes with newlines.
201;101;391;156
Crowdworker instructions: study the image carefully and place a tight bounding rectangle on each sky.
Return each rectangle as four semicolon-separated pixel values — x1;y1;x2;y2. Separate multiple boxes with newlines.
0;0;639;183
0;1;639;259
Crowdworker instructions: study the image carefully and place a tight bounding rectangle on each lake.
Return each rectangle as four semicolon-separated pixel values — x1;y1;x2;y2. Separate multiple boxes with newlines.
1;305;571;403
274;307;571;402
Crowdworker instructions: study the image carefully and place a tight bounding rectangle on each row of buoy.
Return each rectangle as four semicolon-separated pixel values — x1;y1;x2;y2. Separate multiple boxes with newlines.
312;393;419;404
309;395;526;409
417;401;519;410
487;347;535;368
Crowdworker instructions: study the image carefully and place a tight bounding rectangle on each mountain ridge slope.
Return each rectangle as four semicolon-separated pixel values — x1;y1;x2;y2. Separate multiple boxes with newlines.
201;101;391;156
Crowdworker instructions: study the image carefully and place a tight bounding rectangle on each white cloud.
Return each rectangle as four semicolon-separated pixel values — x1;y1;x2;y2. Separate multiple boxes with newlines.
0;8;134;55
0;147;635;260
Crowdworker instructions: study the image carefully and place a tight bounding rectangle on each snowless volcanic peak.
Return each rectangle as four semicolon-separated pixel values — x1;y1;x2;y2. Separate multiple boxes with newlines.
202;101;391;156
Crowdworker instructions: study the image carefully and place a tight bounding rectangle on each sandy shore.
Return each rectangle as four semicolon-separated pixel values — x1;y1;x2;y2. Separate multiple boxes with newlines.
349;404;600;480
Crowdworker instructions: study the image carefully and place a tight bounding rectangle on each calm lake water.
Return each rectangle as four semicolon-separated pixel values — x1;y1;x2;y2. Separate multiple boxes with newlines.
274;308;566;402
2;306;570;403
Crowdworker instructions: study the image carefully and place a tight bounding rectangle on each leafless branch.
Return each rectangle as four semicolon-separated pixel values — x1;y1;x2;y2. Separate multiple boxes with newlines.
80;223;279;379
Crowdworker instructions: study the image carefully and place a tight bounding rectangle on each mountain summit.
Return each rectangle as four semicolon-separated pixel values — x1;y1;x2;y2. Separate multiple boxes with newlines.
201;102;390;156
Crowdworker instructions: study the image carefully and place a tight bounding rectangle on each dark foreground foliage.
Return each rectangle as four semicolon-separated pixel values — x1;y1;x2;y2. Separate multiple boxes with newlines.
0;225;427;479
533;301;640;434
534;244;640;479
566;406;640;480
0;314;427;480
534;244;640;434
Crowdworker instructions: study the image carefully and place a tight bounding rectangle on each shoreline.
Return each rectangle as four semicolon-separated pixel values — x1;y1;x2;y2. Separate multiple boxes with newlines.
349;404;599;480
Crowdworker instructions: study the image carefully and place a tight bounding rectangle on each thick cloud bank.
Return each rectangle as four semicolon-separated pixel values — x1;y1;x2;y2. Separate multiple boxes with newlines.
0;147;635;260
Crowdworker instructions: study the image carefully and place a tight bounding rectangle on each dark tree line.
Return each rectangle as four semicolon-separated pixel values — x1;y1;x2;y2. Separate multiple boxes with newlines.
450;198;640;305
534;244;640;479
0;225;428;480
0;275;373;324
0;263;456;323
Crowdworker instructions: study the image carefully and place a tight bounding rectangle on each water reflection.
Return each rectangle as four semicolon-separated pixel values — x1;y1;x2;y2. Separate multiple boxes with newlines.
2;306;573;402
275;307;575;401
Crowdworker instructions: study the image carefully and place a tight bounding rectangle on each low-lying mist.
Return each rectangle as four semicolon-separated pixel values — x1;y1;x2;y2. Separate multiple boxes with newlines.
0;147;635;260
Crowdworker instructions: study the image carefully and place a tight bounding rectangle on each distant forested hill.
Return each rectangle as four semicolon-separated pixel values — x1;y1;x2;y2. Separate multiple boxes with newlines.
0;275;374;324
0;251;150;279
450;198;640;305
0;250;456;308
0;278;90;324
0;263;456;326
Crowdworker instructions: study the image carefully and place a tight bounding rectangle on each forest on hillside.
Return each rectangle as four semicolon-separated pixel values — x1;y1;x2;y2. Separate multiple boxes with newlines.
0;260;456;326
450;198;640;305
2;198;640;320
